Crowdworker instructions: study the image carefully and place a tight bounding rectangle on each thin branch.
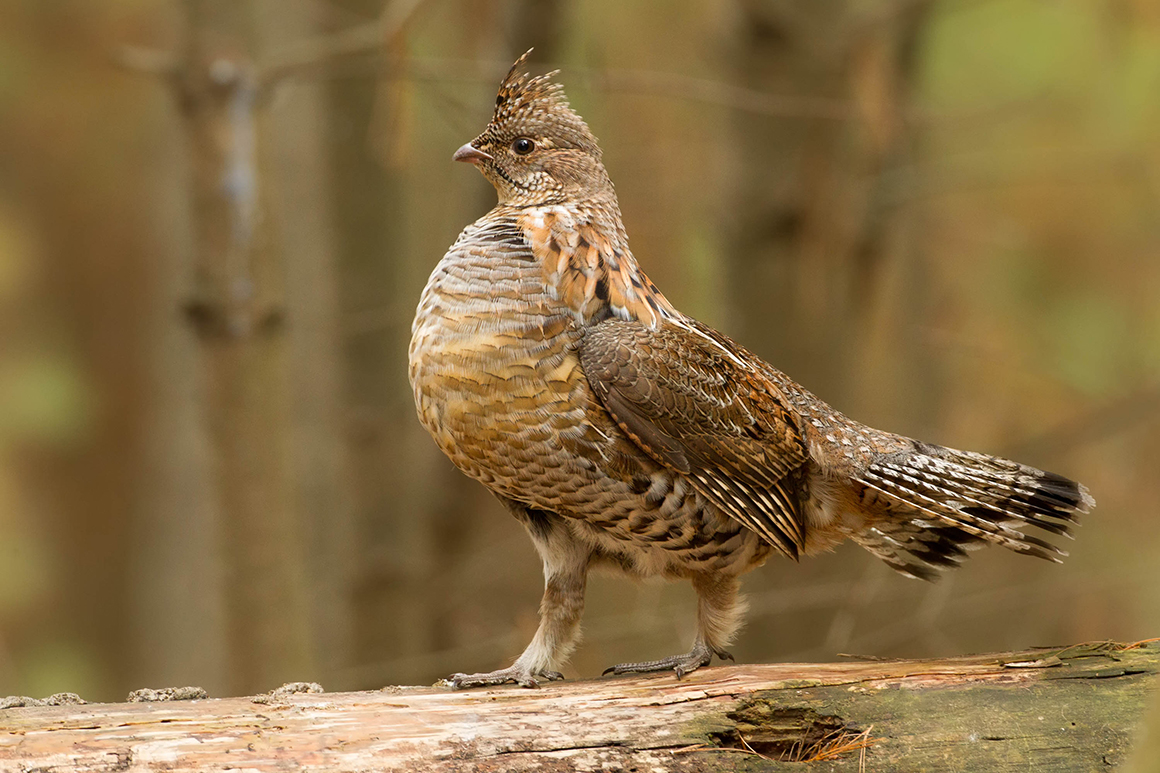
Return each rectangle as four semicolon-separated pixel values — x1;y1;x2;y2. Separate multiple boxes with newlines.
255;51;1045;127
392;59;856;121
592;68;853;121
256;0;429;90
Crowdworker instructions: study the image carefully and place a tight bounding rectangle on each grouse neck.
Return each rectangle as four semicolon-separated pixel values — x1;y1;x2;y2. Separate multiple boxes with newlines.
514;200;679;329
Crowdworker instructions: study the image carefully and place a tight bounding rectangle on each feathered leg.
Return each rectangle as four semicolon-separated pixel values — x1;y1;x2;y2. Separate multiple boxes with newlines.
447;503;590;688
604;573;743;678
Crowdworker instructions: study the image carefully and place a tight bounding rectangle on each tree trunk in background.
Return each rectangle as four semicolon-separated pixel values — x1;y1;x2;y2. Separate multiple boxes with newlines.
325;0;420;684
254;0;353;691
723;1;939;660
724;0;934;423
132;77;230;695
137;0;322;696
325;0;474;687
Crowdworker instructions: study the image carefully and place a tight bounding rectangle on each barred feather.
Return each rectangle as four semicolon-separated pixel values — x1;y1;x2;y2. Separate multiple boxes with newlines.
853;441;1093;579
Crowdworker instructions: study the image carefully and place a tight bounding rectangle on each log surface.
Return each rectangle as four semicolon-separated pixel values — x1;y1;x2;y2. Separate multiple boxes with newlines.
1;643;1156;772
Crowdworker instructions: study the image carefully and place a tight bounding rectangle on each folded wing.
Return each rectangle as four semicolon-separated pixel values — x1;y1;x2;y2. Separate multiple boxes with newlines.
579;318;810;557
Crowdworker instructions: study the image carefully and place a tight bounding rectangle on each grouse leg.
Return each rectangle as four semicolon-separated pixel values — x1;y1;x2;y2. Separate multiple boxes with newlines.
604;573;742;678
447;504;590;688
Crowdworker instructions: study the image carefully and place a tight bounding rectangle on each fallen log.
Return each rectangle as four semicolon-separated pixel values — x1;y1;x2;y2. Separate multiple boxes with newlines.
1;641;1156;771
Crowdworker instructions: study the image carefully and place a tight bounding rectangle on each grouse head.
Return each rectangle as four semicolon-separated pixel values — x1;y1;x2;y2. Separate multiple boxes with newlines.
454;50;612;207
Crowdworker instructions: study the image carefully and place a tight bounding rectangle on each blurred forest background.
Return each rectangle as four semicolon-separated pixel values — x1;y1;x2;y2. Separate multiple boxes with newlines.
0;0;1158;704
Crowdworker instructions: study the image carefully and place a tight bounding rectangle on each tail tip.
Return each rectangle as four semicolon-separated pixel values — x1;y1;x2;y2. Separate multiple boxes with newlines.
1077;485;1096;514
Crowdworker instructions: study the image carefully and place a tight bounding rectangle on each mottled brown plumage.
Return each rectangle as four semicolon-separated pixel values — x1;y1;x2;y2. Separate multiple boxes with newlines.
408;51;1095;688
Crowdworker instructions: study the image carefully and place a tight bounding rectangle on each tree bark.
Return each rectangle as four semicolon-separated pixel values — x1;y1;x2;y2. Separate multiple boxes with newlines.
172;0;316;694
2;643;1154;771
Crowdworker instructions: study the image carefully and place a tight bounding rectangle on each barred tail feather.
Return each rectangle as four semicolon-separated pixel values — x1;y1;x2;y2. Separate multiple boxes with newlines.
852;441;1094;581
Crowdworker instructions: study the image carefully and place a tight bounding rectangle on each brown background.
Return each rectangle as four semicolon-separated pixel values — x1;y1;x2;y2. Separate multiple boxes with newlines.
0;0;1157;703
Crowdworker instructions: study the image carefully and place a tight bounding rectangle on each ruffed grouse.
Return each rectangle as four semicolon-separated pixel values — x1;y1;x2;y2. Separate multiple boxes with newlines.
409;52;1095;688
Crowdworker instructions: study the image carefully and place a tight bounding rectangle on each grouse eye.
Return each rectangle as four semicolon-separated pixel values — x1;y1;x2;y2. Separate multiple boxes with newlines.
512;137;535;155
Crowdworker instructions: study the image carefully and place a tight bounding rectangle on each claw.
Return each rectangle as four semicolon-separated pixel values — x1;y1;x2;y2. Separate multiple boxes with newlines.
602;640;722;679
444;666;564;690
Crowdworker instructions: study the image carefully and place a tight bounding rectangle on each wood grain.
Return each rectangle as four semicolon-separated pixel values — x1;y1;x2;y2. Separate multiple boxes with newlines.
1;642;1155;771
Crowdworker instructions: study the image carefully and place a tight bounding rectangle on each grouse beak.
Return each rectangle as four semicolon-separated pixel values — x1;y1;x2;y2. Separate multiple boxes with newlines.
453;143;492;164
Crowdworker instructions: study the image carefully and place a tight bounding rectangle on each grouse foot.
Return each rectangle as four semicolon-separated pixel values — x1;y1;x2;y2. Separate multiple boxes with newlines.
443;665;565;689
602;639;733;679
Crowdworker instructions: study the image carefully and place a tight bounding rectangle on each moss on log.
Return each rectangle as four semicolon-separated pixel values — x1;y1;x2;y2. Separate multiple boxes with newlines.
1;642;1156;771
